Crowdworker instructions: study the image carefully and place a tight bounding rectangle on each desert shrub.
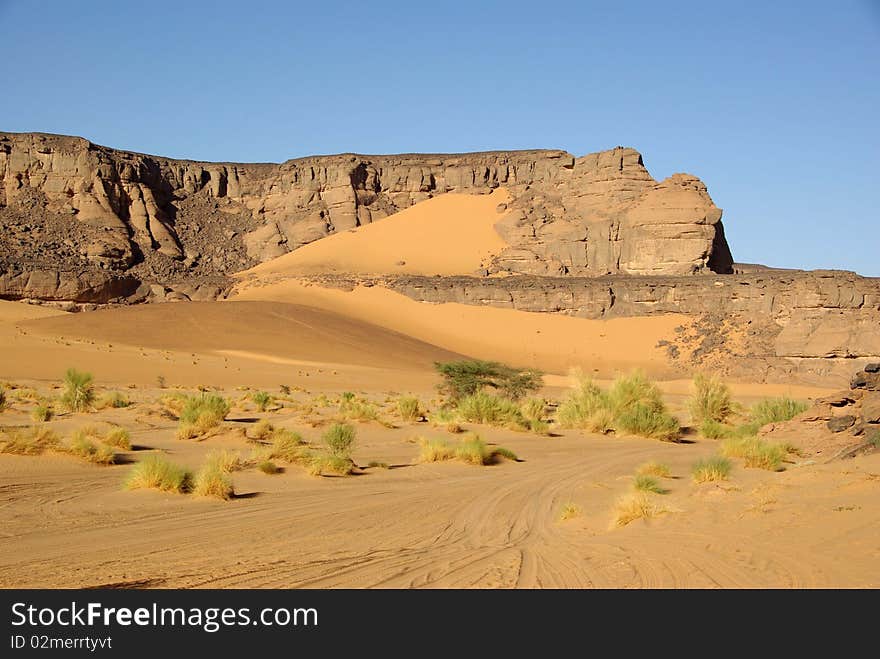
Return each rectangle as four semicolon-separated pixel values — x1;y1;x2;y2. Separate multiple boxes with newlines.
98;391;130;409
700;418;730;439
308;454;354;477
31;403;53;422
456;391;528;429
720;436;787;471
434;359;542;402
521;397;546;423
613;493;665;527
322;423;355;459
636;462;671;478
366;461;390;469
249;419;275;441
177;393;230;438
269;431;308;463
687;373;733;424
258;460;280;474
103;426;132;450
252;391;274;412
125;455;192;493
339;399;379;422
557;371;679;440
60;368;95;412
559;503;581;521
633;474;666;494
205;449;245;473
67;435;115;465
417;437;457;462
750;397;808;427
193;464;234;500
615;402;680;441
557;375;614;432
416;434;517;466
397;396;422;422
692;456;732;483
0;426;60;455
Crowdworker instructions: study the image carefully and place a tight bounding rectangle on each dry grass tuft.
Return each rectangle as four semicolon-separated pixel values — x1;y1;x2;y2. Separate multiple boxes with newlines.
612;492;666;527
124;455;192;493
692;456;733;483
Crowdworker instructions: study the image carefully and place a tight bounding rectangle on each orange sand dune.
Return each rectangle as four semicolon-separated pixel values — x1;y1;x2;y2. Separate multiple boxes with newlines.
242;190;510;277
231;280;685;377
17;301;464;372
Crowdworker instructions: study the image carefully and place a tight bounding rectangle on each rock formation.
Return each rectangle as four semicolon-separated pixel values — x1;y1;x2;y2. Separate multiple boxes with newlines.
762;364;880;460
0;131;732;302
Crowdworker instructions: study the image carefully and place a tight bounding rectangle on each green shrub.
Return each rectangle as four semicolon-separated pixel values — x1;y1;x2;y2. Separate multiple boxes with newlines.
750;397;808;427
700;418;730;439
633;474;666;494
557;371;679;441
615;402;680;441
456;391;527;429
322;423;355;459
397;396;422;422
60;368;95;412
257;460;280;475
125;455;192;493
416;434;517;466
177;393;230;438
687;373;733;424
720;436;787;471
434;359;542;402
252;391;274;412
692;456;732;483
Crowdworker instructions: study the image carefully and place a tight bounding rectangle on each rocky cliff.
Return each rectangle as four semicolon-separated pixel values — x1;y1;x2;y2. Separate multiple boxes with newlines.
0;131;732;303
292;270;880;386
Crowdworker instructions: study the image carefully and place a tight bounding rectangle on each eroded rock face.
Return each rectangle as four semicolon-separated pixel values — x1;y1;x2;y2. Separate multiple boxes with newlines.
0;132;732;302
298;270;880;386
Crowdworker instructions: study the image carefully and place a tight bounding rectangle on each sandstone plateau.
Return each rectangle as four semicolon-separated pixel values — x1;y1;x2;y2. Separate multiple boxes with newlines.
1;130;878;386
0;131;732;302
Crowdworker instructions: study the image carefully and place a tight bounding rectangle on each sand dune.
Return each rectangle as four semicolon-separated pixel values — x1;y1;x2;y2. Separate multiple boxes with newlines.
241;190;510;277
22;301;463;371
232;280;686;377
0;300;461;390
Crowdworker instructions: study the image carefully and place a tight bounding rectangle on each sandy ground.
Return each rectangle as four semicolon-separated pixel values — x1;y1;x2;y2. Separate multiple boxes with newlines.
1;392;877;589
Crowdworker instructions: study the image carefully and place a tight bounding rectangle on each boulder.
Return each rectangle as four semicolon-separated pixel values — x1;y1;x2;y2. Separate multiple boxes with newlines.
827;415;856;433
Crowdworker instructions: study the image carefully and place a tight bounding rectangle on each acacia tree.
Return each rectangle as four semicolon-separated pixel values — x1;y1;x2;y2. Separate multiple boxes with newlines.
434;360;542;402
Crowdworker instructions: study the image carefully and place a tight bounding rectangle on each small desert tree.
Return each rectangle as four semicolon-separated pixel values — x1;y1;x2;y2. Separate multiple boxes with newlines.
434;360;542;403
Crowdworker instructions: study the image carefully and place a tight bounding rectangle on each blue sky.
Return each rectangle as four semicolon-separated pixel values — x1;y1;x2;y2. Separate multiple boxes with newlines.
1;0;878;275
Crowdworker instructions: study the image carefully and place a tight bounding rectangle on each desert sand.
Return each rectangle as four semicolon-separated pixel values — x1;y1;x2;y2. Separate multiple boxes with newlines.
1;191;877;590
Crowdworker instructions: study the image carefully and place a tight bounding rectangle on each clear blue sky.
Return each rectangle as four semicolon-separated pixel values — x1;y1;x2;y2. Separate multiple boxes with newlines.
1;0;878;275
